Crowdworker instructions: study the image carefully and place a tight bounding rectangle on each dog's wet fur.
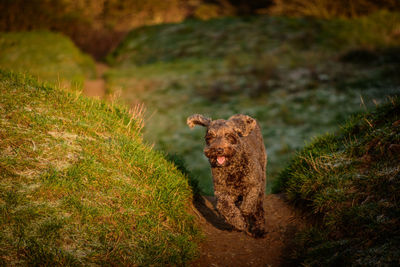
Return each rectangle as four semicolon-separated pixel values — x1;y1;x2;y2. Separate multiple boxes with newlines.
187;114;267;238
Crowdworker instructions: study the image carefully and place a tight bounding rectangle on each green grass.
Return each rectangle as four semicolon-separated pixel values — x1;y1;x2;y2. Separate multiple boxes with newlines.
0;31;95;88
105;11;400;195
0;70;200;265
108;11;400;65
274;97;400;266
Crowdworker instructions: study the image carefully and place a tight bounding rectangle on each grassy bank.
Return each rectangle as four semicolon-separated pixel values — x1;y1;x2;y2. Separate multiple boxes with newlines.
0;70;199;265
0;31;95;88
275;98;400;265
106;11;400;195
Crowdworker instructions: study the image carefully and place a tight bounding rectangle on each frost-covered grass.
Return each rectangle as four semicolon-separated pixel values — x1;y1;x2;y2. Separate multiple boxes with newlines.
106;11;400;195
0;70;200;265
274;97;400;266
0;31;95;88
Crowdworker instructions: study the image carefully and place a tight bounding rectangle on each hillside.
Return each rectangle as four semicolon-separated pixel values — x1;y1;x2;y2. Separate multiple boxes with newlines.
274;97;400;265
106;11;400;195
2;0;399;59
0;31;95;88
0;70;199;265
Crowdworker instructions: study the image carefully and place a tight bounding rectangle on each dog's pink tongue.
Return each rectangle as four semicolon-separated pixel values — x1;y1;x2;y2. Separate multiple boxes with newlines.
217;156;226;165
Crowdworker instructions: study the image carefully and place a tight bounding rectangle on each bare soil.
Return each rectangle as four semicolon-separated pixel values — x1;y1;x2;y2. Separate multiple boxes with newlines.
191;194;308;267
83;63;108;99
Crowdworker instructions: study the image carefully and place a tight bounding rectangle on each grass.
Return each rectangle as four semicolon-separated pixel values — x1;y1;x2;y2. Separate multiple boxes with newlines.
0;70;200;265
105;11;400;195
274;97;400;266
0;31;95;88
108;11;400;65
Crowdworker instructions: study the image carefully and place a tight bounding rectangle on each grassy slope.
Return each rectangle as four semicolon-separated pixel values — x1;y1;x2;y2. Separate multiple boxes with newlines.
0;31;95;88
0;70;199;265
106;11;400;195
275;98;400;265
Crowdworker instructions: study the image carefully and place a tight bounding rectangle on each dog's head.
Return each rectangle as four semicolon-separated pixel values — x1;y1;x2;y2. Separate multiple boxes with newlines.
187;114;256;167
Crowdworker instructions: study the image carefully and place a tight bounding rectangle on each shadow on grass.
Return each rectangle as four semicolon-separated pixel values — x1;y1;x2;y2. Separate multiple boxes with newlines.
340;46;400;63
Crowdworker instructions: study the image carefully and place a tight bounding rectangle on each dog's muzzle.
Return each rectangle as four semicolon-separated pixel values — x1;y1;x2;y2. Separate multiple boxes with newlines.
204;147;235;167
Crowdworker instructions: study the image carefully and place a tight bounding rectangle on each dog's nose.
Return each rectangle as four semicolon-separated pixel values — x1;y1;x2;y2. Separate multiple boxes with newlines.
216;148;224;154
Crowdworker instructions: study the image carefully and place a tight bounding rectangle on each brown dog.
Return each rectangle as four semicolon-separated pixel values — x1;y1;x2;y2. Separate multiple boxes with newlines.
187;114;267;237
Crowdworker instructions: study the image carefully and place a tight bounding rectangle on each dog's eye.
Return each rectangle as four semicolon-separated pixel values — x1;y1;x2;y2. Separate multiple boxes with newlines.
205;134;214;145
226;133;237;144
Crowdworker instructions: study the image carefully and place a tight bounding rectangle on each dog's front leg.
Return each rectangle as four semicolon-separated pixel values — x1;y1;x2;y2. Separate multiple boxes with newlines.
241;185;266;237
215;192;247;231
240;185;261;216
241;161;265;216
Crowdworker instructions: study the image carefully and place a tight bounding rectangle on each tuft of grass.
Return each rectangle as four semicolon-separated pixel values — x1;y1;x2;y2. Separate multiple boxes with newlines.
106;12;400;195
0;70;200;265
274;97;400;265
0;31;95;88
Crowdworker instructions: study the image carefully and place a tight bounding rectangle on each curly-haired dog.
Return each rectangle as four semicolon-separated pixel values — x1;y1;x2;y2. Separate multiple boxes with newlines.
187;114;267;237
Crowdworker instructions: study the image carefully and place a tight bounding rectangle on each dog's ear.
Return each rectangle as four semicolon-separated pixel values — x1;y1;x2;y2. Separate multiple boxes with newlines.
187;114;211;128
229;114;257;137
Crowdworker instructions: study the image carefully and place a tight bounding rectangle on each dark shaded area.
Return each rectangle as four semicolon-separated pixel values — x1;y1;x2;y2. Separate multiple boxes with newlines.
211;0;274;15
336;46;400;90
279;225;308;267
65;28;127;61
340;48;380;64
340;46;400;65
193;195;235;231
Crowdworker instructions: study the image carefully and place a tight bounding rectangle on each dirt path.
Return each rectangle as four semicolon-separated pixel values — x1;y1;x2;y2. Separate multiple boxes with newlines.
83;63;108;99
191;194;307;267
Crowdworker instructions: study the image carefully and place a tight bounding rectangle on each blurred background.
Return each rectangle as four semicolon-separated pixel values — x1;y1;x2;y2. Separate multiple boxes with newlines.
2;0;400;59
1;0;400;194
